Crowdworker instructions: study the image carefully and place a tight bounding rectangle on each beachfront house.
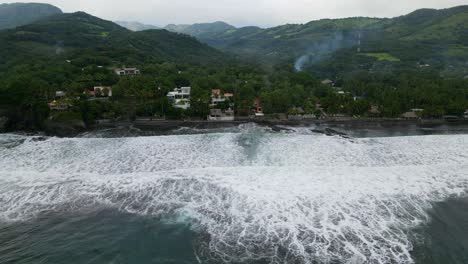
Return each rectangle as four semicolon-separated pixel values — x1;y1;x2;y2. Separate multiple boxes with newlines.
210;90;234;107
464;110;468;119
167;87;191;110
114;68;140;76
207;89;235;121
252;98;264;117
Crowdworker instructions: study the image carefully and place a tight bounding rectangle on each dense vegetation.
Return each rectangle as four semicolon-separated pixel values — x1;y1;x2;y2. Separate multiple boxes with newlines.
170;6;468;78
0;3;62;30
0;7;467;133
164;22;236;40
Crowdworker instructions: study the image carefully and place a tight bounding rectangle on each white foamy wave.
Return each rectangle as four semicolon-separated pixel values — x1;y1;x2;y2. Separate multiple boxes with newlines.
0;131;467;263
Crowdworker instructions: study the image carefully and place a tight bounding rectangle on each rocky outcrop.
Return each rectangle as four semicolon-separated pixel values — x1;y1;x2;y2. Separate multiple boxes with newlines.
43;119;86;137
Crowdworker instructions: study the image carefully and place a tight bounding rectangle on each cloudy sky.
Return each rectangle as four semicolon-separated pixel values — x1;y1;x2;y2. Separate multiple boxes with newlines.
2;0;467;27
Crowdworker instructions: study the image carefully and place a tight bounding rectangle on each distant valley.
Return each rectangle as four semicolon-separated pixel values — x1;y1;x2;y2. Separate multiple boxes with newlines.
116;6;468;78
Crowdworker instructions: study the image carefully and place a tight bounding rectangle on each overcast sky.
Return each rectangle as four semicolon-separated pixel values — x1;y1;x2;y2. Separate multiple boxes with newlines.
2;0;467;27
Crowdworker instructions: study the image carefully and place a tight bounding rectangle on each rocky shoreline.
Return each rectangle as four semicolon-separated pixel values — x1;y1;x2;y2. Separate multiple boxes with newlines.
3;117;467;137
87;118;468;136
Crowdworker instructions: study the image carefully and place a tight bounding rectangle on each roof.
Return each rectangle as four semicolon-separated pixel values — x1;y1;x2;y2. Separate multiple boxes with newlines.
212;89;221;95
224;93;234;97
321;79;333;85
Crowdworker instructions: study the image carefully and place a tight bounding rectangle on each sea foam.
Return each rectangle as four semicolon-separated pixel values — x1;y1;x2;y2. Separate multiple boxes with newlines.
0;129;467;263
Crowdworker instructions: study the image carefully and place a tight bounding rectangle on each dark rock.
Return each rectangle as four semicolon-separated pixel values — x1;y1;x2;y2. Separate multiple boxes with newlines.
31;136;48;142
271;125;293;132
312;127;350;138
325;128;348;136
311;129;326;134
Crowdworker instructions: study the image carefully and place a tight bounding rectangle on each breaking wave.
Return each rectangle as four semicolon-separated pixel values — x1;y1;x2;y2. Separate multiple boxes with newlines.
0;127;467;263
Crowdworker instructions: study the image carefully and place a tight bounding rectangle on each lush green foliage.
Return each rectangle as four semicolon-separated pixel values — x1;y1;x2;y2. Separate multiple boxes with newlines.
0;12;226;71
175;6;468;78
164;22;235;39
0;8;467;132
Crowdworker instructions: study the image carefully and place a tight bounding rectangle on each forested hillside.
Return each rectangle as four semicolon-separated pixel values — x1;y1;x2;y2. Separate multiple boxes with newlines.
0;11;224;70
0;5;466;134
171;6;468;78
0;3;62;30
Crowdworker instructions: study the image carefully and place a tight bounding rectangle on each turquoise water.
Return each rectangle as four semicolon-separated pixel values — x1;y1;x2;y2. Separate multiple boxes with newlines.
412;199;468;263
1;124;468;263
0;209;198;264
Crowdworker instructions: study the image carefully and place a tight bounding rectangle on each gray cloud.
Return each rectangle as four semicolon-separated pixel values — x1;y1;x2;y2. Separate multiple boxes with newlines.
1;0;467;27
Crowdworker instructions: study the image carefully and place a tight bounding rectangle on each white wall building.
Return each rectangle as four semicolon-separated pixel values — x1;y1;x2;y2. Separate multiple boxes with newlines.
114;68;140;76
167;87;191;109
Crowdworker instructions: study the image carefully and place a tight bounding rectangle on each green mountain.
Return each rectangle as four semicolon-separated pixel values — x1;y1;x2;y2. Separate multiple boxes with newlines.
200;17;381;62
164;21;236;39
0;12;225;69
0;3;62;30
115;21;160;31
187;6;468;77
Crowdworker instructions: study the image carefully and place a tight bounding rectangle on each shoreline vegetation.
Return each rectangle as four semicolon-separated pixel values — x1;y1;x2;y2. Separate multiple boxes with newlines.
1;8;467;136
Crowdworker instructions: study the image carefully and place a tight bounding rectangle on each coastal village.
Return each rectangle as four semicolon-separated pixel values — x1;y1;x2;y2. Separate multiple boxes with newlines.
46;67;468;123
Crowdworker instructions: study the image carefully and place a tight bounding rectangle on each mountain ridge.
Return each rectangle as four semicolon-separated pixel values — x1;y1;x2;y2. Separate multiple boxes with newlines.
0;2;62;30
115;21;160;31
0;11;226;70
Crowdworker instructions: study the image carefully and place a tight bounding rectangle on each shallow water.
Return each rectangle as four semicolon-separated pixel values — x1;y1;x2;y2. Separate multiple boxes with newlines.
0;124;467;263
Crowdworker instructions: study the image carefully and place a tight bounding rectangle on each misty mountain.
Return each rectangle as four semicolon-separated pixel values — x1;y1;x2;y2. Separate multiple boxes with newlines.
190;5;468;77
0;12;225;69
115;21;160;31
164;21;236;39
0;3;62;30
199;17;382;62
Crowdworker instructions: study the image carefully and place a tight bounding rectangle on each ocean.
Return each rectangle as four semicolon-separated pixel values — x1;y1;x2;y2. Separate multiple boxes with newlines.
0;123;467;263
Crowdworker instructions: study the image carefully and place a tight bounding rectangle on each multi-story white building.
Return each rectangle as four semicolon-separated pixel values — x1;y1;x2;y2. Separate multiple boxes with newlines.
167;87;191;109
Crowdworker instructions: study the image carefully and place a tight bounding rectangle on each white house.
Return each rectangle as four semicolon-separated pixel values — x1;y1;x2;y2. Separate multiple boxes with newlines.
210;89;234;106
207;89;235;120
55;91;66;98
167;87;191;109
114;68;140;76
464;110;468;119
